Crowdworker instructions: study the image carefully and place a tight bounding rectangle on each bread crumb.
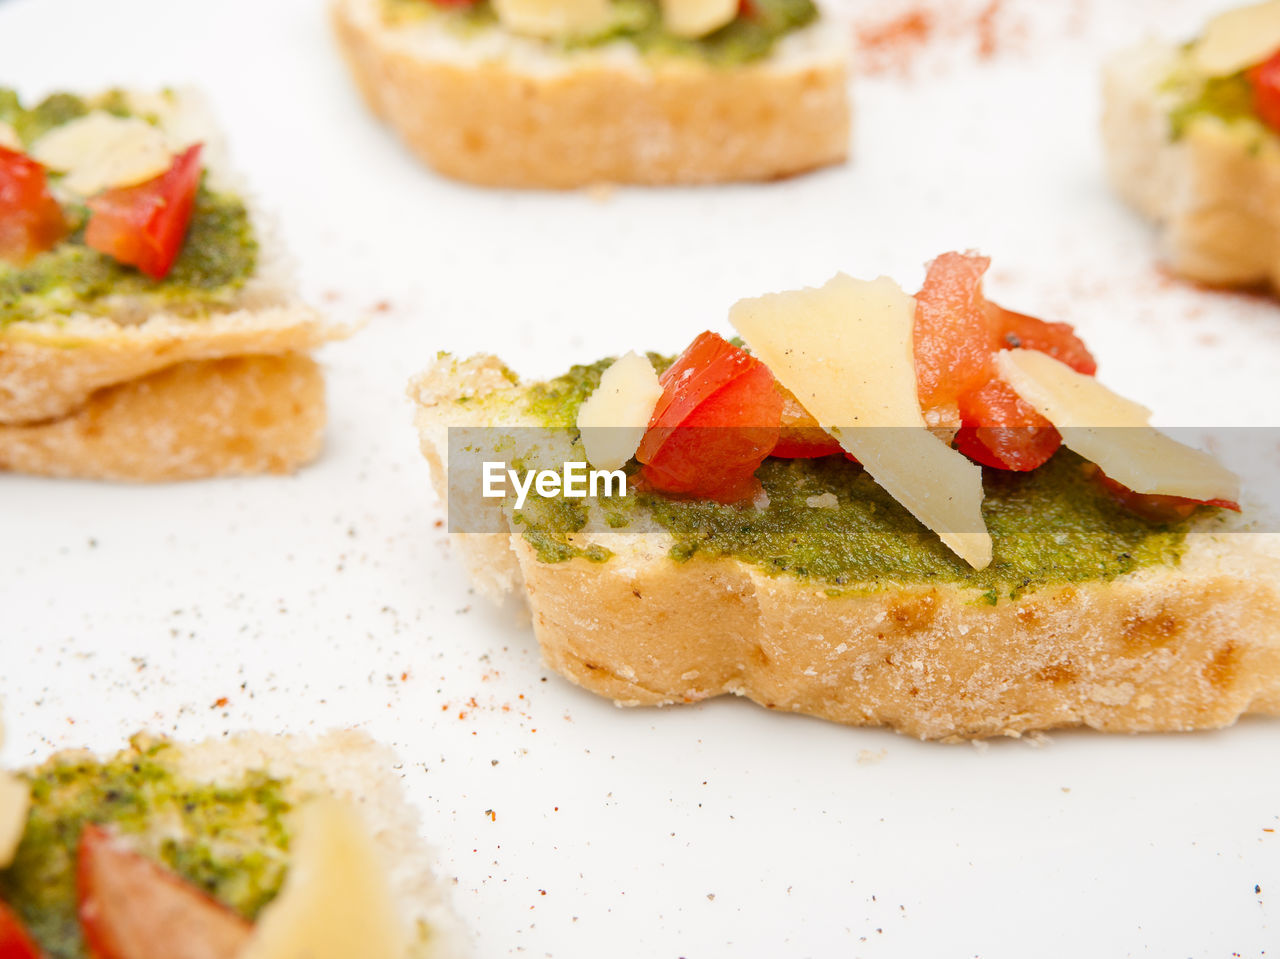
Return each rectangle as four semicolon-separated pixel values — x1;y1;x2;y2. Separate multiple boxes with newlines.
857;748;887;765
1087;682;1135;706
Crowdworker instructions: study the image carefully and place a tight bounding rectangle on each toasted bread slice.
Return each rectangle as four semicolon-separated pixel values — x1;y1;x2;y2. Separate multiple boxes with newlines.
0;729;468;959
1103;40;1280;289
410;354;1280;741
0;353;325;481
331;0;850;187
0;89;344;478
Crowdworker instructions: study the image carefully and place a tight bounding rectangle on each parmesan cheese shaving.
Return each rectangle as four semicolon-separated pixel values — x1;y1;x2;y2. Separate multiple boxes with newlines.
576;350;663;471
0;718;25;869
0;122;20;152
0;772;28;869
240;798;408;959
30;111;171;197
1190;0;1280;76
492;0;612;38
0;773;27;870
661;0;738;38
730;273;993;569
995;349;1240;502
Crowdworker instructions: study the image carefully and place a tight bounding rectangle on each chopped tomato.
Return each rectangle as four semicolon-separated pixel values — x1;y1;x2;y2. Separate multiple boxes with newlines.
0;901;44;959
1248;48;1280;133
0;146;66;265
771;386;842;458
913;251;994;422
986;303;1097;375
1092;469;1241;522
953;379;1060;471
913;251;1099;470
636;332;782;502
77;824;252;959
85;143;203;280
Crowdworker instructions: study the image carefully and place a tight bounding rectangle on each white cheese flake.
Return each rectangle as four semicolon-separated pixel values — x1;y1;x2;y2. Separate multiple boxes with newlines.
0;772;27;869
31;111;171;197
1191;0;1280;76
0;122;20;152
576;351;663;471
805;492;839;509
995;349;1239;502
492;0;612;38
661;0;737;38
0;718;25;869
240;798;408;959
730;273;993;569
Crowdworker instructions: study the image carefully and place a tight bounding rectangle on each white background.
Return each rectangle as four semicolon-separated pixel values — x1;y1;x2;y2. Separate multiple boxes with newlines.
1;0;1278;956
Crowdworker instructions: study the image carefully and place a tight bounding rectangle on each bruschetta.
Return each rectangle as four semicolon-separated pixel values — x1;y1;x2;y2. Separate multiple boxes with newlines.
1104;0;1280;290
410;252;1280;740
0;88;343;481
0;727;465;959
331;0;850;187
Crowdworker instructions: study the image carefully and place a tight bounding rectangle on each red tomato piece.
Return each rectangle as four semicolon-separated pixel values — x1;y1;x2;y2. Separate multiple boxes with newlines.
953;379;1061;471
1248;48;1280;133
0;146;66;265
636;332;782;502
0;901;44;959
986;302;1097;375
771;386;842;458
1094;470;1241;522
913;251;994;421
642;332;757;436
913;252;1099;471
85;143;203;280
77;824;252;959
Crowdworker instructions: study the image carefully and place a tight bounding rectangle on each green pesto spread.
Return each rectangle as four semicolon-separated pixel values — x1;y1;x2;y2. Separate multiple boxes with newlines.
0;90;258;328
505;356;1206;601
515;490;616;563
382;0;818;66
1159;42;1278;145
1166;69;1260;140
635;452;1188;601
0;737;292;959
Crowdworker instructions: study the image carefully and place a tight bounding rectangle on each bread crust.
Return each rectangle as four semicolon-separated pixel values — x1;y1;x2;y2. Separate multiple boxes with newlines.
411;354;1280;740
0;306;335;425
1103;41;1280;289
0;353;326;481
332;0;850;187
